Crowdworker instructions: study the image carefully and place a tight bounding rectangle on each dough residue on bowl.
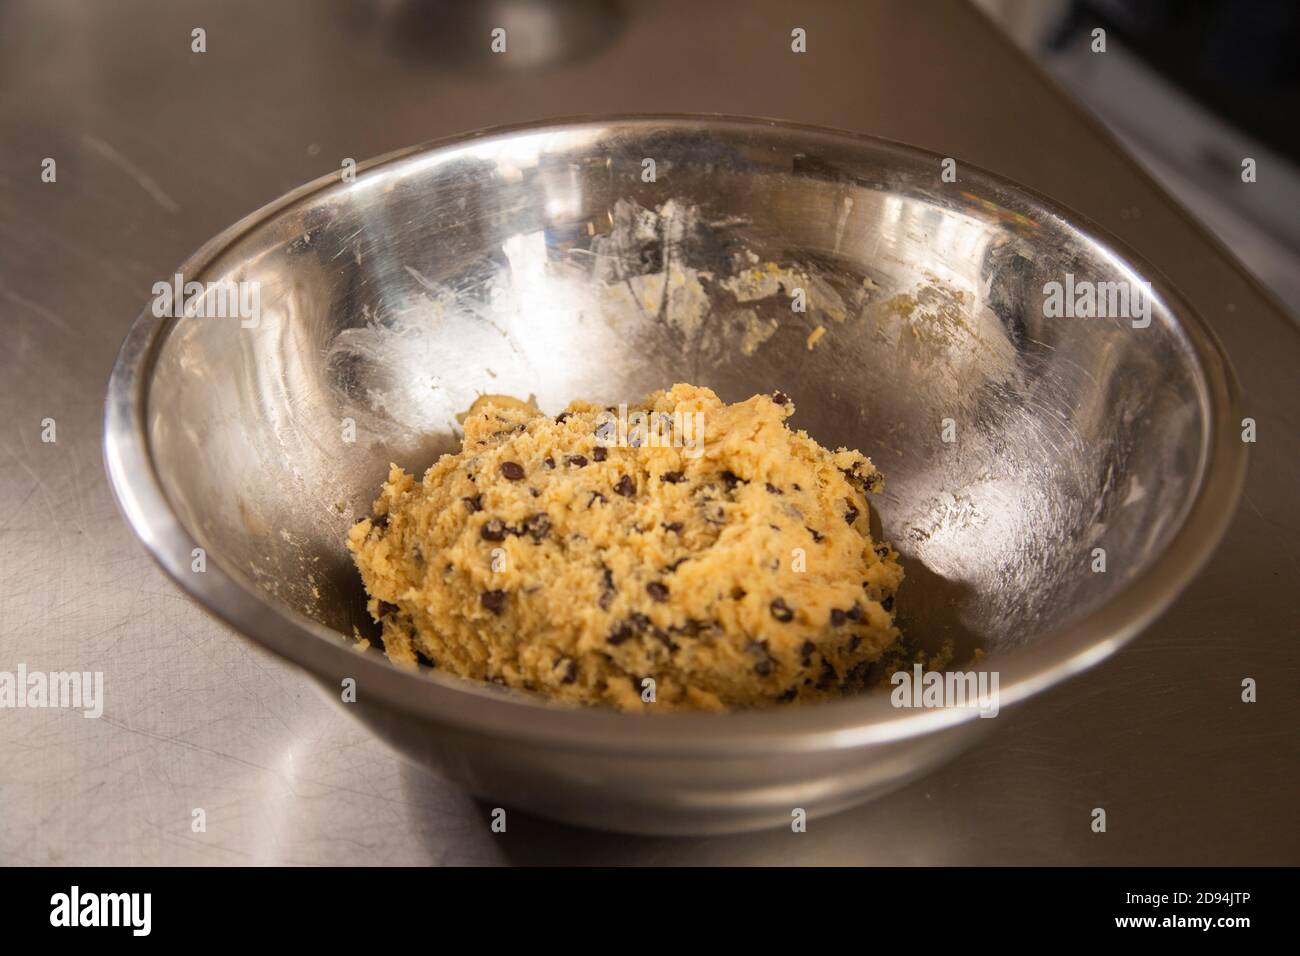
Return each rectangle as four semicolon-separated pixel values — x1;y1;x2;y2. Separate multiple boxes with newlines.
348;384;904;711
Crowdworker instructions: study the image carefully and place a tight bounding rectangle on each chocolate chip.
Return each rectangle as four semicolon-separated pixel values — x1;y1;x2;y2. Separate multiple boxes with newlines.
664;557;688;573
755;659;773;677
806;526;824;543
844;504;859;525
598;567;616;610
522;512;550;541
607;623;634;646
529;487;540;497
587;491;607;508
765;483;783;495
556;657;577;684
592;446;607;462
830;608;848;626
614;475;635;497
848;635;861;651
661;471;685;483
372;513;389;530
480;519;508;541
670;618;711;638
500;461;525;481
480;590;506;615
721;470;745;491
662;521;684;533
772;390;789;406
731;586;747;600
770;598;794;622
846;660;873;684
800;640;815;666
840;461;883;495
463;495;483;513
378;601;398;617
846;604;862;621
816;660;838;691
544;457;556;469
646;581;669;602
555;412;571;424
566;455;588;468
881;595;894;612
777;687;798;702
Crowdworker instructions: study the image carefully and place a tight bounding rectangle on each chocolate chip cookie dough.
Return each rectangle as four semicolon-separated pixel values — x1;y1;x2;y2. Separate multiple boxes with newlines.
347;384;904;711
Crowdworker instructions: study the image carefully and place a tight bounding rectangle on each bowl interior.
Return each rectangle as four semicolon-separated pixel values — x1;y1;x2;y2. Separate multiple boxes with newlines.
144;118;1210;679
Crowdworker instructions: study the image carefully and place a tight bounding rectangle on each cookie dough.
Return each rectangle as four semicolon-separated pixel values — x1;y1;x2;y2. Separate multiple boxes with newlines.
348;384;904;711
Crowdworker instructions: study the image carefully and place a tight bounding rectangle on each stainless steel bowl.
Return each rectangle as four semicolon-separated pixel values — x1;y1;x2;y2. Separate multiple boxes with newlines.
104;115;1246;835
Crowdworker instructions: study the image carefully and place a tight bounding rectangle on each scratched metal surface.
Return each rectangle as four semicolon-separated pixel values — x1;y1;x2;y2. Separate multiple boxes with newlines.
0;0;1296;865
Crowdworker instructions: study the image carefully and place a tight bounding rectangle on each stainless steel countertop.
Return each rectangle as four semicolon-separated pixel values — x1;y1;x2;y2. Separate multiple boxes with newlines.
1;0;1296;865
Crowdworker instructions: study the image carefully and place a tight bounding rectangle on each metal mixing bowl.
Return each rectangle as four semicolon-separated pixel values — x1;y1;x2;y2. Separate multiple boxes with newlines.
104;115;1245;835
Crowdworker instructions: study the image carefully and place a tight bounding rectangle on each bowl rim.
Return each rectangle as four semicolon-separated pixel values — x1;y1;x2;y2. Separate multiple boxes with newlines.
103;112;1248;755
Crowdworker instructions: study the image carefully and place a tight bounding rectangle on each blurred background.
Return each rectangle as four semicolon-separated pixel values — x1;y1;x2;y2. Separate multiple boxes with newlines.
978;0;1300;321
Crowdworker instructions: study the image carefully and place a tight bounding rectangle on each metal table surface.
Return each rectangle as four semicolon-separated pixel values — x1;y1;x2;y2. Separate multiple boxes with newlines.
1;0;1296;865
